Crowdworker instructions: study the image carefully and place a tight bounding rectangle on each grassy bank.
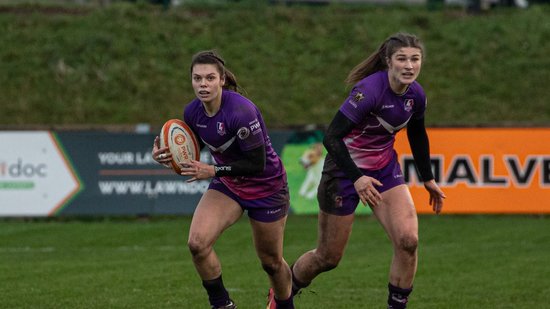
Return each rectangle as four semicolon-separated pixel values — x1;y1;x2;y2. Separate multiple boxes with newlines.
1;2;549;128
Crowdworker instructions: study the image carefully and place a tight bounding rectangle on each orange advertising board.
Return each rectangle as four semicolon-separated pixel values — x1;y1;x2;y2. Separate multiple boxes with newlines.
394;128;550;214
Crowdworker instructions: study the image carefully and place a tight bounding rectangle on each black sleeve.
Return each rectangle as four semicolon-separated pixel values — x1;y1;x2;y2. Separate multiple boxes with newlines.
406;116;434;182
323;111;364;183
213;144;266;177
197;138;205;150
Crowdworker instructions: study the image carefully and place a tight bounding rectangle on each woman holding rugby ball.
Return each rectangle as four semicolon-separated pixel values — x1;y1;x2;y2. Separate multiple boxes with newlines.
152;51;293;309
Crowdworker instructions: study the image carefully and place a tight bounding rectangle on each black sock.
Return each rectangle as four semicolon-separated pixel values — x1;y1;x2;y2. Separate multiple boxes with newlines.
202;275;230;307
275;294;295;309
290;263;310;295
387;283;412;309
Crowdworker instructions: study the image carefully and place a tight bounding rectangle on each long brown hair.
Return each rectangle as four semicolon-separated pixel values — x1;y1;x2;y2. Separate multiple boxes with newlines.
345;33;425;86
190;50;239;92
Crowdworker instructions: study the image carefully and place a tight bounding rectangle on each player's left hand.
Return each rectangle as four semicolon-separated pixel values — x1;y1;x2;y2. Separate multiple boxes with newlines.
424;179;445;214
354;175;383;207
179;160;215;182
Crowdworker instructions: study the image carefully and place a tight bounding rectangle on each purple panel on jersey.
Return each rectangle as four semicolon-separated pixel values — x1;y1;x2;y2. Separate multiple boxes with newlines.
184;90;287;199
338;71;427;170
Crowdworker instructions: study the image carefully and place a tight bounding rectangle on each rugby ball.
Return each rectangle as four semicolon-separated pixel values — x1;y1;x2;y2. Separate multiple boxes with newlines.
159;119;200;174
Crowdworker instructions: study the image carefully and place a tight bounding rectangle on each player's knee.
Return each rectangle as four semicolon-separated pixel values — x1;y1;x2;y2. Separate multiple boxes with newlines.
398;233;418;256
187;235;210;258
261;260;283;276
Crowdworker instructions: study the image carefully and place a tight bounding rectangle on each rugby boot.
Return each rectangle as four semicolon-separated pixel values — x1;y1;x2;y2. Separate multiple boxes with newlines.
266;288;276;309
212;299;236;309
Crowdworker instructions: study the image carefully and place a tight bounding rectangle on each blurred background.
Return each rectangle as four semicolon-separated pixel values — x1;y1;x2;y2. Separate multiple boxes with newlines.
1;1;550;308
1;0;549;130
2;0;549;216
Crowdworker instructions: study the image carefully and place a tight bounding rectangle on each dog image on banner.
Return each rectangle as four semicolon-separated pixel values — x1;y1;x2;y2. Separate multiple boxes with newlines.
298;143;325;200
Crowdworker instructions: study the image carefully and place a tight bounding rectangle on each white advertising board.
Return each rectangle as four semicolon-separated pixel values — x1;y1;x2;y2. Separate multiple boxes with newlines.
0;132;80;216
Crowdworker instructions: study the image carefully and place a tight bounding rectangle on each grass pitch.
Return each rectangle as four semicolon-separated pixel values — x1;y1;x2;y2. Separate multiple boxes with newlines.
1;215;549;308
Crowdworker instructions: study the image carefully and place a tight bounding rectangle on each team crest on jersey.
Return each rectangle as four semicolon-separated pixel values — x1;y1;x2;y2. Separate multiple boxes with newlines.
404;99;414;112
217;122;226;136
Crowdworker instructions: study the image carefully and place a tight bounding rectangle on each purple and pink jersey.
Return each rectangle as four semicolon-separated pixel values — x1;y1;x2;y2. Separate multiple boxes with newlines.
339;70;427;171
184;90;287;200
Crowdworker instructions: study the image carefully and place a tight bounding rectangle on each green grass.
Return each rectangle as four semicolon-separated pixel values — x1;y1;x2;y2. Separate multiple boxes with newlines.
1;2;550;128
1;215;549;308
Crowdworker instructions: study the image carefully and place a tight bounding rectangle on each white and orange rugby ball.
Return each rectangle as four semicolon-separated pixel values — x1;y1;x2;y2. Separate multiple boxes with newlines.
159;119;200;174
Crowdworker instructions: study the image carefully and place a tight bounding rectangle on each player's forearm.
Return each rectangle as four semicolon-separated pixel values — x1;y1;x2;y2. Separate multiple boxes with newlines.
214;145;266;177
407;117;434;181
324;111;364;183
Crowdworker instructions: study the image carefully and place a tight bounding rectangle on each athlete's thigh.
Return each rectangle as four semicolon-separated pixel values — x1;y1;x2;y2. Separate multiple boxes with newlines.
372;184;418;242
189;189;244;245
249;215;287;260
316;210;355;257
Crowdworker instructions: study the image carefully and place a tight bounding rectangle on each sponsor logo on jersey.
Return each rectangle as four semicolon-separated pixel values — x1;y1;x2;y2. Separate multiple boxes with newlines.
237;127;250;140
249;119;262;135
215;165;232;173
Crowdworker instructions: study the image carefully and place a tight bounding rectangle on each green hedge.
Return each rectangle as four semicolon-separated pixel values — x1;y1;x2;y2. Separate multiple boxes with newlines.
1;2;549;127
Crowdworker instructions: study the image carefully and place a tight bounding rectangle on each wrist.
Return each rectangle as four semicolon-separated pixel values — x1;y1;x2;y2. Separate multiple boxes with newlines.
350;170;363;184
208;165;216;178
423;179;435;186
